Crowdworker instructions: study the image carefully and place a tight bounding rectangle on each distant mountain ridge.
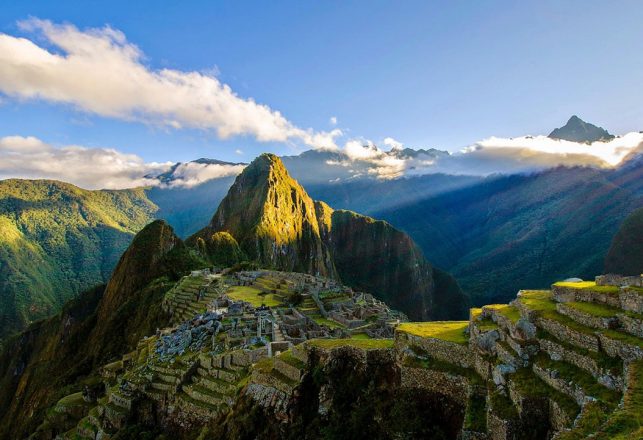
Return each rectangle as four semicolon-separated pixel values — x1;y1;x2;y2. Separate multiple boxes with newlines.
548;115;614;143
376;162;643;305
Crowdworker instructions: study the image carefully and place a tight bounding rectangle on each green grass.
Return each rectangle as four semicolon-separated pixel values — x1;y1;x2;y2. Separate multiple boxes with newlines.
555;401;610;440
518;290;643;348
554;281;597;289
593;359;643;439
553;281;620;295
484;303;521;323
396;321;469;345
350;333;372;340
518;290;556;312
566;301;642;320
601;327;643;349
306;338;393;350
510;367;580;419
253;357;275;374
463;392;487;432
277;350;306;369
565;301;620;318
475;317;499;332
56;392;86;407
489;388;518;420
313;316;346;329
226;285;281;307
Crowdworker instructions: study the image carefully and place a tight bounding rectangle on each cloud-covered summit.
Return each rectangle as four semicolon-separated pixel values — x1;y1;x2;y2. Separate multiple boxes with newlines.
316;129;643;181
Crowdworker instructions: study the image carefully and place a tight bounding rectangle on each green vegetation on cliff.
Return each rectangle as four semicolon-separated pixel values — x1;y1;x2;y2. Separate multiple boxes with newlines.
0;220;203;439
0;179;158;339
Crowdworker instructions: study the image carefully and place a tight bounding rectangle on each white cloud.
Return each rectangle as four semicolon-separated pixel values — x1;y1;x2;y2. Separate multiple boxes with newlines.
469;133;643;166
0;18;340;148
323;132;643;180
383;137;403;151
234;149;244;155
166;161;245;188
329;116;337;126
0;135;171;189
0;135;248;189
343;140;381;160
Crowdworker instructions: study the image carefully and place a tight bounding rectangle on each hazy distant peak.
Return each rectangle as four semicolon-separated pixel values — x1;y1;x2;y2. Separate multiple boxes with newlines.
548;115;614;143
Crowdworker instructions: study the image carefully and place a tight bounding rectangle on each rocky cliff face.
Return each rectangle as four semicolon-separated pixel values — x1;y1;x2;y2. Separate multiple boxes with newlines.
326;210;435;319
191;153;466;320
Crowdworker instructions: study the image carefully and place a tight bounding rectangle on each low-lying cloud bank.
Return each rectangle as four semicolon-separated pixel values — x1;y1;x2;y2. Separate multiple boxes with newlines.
326;132;643;179
0;136;245;190
2;131;642;190
0;18;340;149
165;161;246;188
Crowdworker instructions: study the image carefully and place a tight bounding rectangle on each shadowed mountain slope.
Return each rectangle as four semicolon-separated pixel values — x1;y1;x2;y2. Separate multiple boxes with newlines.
605;207;643;276
377;165;643;305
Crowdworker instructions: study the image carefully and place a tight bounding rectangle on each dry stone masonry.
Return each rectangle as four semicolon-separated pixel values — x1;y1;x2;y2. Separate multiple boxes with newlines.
37;273;642;439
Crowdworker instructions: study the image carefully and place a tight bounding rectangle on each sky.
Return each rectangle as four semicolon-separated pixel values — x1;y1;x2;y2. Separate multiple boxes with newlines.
0;1;642;188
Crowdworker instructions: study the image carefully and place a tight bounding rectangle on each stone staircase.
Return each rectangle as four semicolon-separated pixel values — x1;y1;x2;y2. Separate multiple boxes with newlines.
299;294;321;320
271;311;286;343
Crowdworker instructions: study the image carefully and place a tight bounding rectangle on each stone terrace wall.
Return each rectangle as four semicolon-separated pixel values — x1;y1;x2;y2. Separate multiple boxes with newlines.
396;331;473;368
596;274;643;287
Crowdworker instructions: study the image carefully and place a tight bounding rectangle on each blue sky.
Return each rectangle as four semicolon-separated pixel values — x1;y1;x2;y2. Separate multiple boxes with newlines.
0;0;642;167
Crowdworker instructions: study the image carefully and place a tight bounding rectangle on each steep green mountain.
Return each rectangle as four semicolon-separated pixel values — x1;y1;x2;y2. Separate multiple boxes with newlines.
0;179;158;339
191;154;337;278
191;153;467;320
605;207;643;275
0;220;201;439
548;115;614;143
377;165;643;305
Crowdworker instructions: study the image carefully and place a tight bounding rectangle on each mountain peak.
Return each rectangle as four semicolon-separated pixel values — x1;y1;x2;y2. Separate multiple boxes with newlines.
548;115;614;143
193;152;336;277
244;152;286;176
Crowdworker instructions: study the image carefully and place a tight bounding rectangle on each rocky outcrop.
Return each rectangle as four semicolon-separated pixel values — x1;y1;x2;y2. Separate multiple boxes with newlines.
548;115;614;143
